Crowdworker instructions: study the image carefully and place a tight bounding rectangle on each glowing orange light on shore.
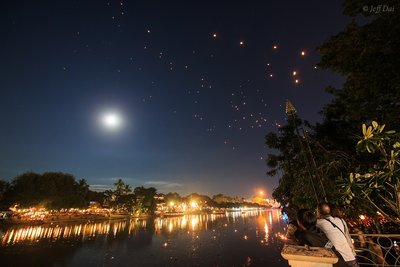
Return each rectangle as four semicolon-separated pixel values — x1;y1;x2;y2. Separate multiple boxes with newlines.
190;201;198;209
359;215;366;220
301;50;306;56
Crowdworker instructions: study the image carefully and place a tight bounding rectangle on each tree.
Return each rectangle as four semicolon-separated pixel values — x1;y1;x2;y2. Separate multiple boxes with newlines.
134;187;157;215
103;189;115;207
86;190;105;204
104;179;134;210
115;193;136;212
267;0;400;220
314;0;400;220
316;0;400;152
77;179;89;197
341;121;400;221
0;179;10;210
5;172;89;209
212;193;244;208
266;113;320;217
184;193;213;209
114;179;131;197
266;102;354;218
165;192;182;205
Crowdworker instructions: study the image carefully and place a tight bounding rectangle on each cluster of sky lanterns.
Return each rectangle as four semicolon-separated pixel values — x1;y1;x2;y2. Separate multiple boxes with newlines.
211;32;307;85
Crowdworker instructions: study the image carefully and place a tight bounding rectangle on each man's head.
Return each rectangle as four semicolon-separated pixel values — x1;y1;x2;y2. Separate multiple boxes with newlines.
317;203;331;218
297;209;317;230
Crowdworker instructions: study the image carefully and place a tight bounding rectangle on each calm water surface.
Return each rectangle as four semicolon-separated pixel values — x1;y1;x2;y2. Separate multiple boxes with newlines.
0;209;289;267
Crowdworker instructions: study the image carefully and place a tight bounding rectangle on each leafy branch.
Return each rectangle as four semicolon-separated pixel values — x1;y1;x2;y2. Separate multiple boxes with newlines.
341;121;400;221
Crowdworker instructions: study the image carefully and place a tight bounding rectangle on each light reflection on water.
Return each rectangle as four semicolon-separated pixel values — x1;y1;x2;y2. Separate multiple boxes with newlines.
2;210;279;246
0;209;289;267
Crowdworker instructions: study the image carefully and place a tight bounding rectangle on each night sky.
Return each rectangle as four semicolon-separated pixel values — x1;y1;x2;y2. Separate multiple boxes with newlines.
0;1;348;198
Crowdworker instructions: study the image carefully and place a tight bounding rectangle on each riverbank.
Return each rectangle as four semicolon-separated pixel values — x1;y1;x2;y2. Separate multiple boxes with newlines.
0;213;144;226
0;207;269;226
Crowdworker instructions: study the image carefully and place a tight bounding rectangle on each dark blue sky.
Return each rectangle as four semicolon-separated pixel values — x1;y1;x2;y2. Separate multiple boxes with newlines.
0;1;348;198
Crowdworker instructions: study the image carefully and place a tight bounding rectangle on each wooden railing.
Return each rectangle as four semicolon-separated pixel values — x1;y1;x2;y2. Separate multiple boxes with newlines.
350;233;400;266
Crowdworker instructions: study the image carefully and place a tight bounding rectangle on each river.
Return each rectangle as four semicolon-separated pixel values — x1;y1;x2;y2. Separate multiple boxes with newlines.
0;209;289;267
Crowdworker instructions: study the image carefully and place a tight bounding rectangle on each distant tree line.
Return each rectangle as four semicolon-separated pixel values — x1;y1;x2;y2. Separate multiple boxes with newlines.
103;179;157;215
162;192;261;209
0;173;264;213
0;173;160;214
265;0;400;226
0;172;101;210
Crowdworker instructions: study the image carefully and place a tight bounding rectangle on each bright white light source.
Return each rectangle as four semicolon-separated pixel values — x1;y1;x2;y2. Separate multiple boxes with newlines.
101;111;122;130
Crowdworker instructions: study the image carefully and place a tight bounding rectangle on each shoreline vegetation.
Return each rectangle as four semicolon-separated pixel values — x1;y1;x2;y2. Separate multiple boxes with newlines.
0;172;277;226
263;0;400;232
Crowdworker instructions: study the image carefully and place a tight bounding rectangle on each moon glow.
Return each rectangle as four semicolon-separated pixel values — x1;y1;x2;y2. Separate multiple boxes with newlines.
100;111;123;131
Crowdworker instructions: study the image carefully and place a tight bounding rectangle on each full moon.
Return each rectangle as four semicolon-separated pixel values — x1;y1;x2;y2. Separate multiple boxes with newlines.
100;111;123;131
